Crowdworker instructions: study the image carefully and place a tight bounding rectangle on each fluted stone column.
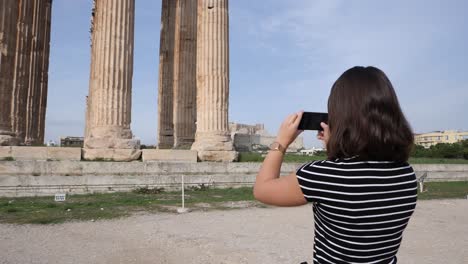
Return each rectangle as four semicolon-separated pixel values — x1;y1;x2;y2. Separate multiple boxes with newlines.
157;0;177;149
85;0;96;139
36;0;52;144
0;0;19;145
24;0;52;145
84;0;141;161
191;0;238;161
173;0;197;149
11;0;34;144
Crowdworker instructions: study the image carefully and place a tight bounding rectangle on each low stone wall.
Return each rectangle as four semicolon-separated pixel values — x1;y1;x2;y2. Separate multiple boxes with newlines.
0;147;81;161
0;147;199;162
0;161;467;197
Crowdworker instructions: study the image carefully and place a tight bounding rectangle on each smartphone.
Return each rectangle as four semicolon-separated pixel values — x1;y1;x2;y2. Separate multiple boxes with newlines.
298;112;328;131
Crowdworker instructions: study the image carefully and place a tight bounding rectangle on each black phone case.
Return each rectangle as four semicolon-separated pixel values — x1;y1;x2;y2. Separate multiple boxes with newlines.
298;112;328;131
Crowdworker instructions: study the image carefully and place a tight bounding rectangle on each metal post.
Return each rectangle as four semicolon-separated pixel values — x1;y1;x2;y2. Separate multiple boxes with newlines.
177;174;188;213
182;174;185;209
418;172;428;193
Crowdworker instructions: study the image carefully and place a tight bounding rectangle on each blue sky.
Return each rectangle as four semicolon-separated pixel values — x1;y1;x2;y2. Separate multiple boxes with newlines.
46;0;468;147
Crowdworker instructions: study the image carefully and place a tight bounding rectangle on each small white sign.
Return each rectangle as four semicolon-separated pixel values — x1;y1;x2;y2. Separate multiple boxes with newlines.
54;193;66;202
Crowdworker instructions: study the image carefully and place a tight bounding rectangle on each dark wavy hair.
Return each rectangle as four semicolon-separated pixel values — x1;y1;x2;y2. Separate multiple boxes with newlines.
326;66;414;162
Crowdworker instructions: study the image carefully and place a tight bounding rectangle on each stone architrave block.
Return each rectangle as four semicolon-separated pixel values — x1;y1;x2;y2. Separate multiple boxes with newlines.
4;147;81;161
82;148;142;162
142;149;198;162
11;147;48;160
47;147;81;161
197;151;239;162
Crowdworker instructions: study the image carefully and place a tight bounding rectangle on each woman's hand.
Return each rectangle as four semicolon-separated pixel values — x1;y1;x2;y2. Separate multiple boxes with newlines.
317;122;330;146
275;111;304;147
255;110;308;207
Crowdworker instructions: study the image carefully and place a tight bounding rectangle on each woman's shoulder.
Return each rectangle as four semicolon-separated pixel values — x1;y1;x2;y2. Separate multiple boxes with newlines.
298;156;413;173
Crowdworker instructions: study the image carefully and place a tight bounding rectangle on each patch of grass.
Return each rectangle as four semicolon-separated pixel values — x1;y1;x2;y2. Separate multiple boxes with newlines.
133;186;165;194
30;144;47;147
186;183;211;191
418;181;468;200
0;187;259;225
409;158;468;164
1;182;465;225
238;152;468;164
1;156;15;161
237;152;265;162
238;152;326;163
283;154;327;163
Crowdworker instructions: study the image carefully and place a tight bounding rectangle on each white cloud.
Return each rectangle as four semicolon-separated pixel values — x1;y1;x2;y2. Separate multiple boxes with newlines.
238;0;468;136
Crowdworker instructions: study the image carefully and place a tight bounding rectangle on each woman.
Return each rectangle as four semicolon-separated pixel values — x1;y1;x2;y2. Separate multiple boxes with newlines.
254;66;416;264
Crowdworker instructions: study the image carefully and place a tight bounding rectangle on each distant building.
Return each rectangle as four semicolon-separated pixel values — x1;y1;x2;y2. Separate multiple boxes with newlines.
229;122;304;152
229;123;265;135
60;136;84;147
46;140;57;147
300;147;325;156
414;130;468;148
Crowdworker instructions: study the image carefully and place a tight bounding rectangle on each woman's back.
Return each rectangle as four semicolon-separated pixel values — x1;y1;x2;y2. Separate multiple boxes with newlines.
253;66;417;263
296;157;417;264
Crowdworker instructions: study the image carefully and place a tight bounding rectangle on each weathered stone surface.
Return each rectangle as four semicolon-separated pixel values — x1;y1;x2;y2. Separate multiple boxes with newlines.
0;136;18;147
11;0;34;143
0;161;465;197
11;146;48;160
0;147;81;161
0;146;13;158
173;0;197;149
142;149;197;162
47;147;81;161
24;0;52;145
84;0;140;161
157;0;177;149
0;0;52;146
197;151;239;162
191;0;237;161
36;1;52;145
0;0;19;146
82;148;142;162
192;131;235;151
85;127;140;149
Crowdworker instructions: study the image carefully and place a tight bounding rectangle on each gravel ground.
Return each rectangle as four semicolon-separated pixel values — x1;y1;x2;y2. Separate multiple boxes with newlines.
1;200;467;264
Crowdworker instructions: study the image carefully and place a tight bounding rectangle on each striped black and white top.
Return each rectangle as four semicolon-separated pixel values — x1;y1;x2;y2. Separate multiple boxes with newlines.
296;156;417;264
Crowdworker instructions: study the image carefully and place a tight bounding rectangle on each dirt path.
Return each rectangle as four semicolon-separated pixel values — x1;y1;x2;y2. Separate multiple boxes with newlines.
1;200;467;264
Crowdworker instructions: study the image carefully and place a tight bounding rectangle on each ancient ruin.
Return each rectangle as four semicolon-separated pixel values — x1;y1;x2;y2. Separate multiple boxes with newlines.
230;123;305;153
190;0;237;161
0;0;19;146
0;0;52;146
157;0;198;150
1;0;238;162
83;0;141;161
157;0;177;149
157;0;236;161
